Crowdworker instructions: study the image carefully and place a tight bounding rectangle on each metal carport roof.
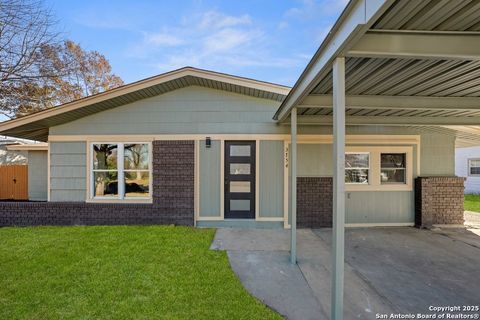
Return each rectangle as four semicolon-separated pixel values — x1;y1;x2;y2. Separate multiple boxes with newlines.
275;1;480;318
275;0;480;147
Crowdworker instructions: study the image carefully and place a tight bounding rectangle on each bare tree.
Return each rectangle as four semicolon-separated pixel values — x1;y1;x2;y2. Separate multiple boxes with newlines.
0;0;60;117
0;0;123;119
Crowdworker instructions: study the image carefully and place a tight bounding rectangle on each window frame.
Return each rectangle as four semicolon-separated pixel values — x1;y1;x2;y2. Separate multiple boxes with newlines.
345;146;413;192
468;158;480;177
380;153;407;185
88;142;153;202
345;152;370;185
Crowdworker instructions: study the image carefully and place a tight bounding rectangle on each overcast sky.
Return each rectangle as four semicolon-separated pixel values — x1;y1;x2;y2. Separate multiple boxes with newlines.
46;0;347;86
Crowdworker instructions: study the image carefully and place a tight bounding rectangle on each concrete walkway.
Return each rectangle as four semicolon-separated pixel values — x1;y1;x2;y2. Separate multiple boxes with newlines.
211;227;480;320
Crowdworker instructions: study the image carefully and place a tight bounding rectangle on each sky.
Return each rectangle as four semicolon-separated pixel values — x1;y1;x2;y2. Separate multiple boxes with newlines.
45;0;348;87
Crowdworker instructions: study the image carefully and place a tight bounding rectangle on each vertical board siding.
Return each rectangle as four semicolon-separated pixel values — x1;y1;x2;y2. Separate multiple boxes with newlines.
199;140;221;217
421;134;455;176
50;142;86;202
297;144;333;176
290;142;420;224
345;191;414;223
259;141;284;218
28;151;48;201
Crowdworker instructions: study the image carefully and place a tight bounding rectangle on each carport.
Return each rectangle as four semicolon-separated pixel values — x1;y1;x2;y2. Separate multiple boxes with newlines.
274;1;480;318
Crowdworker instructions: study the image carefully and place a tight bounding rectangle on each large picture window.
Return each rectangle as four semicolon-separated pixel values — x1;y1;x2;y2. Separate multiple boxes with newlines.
345;153;369;184
91;143;151;200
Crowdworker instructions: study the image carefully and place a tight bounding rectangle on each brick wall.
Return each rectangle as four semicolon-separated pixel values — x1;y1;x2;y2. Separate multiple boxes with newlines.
415;176;465;228
0;140;195;227
297;177;333;228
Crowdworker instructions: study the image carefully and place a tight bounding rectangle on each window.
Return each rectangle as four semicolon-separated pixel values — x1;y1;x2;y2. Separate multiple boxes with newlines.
380;153;406;184
345;153;369;184
91;143;151;200
345;146;413;191
469;159;480;176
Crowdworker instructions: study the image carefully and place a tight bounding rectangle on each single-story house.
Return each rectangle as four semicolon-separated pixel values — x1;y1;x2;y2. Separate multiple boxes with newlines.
456;146;480;194
2;0;480;315
0;0;478;232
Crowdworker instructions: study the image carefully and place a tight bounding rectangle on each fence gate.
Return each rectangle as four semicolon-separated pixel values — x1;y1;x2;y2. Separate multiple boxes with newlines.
0;165;28;200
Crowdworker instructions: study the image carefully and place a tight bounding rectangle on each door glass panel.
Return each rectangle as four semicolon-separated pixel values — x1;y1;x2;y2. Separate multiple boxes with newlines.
230;181;250;193
230;163;251;175
230;199;250;211
230;145;251;156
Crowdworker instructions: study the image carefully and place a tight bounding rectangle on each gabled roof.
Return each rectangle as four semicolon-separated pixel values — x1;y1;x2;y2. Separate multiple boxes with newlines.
0;67;291;141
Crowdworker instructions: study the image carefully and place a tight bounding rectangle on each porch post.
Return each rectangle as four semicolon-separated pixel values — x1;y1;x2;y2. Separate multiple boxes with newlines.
332;57;345;320
290;107;297;264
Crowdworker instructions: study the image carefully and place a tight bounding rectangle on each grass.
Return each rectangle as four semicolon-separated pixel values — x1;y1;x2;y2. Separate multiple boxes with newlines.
464;194;480;213
0;226;281;320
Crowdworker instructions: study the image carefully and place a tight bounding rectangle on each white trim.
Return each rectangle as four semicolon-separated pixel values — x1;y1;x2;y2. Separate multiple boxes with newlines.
345;146;413;192
47;142;51;201
274;0;394;121
196;216;224;221
220;140;225;219
194;140;200;226
255;140;260;220
345;222;414;227
85;198;153;204
467;158;480;177
283;141;289;229
345;151;370;185
0;67;290;135
255;217;284;222
6;143;48;151
88;142;153;202
49;134;421;145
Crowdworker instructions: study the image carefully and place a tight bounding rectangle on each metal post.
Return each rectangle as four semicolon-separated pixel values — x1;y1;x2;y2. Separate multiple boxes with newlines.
290;107;297;264
332;57;345;320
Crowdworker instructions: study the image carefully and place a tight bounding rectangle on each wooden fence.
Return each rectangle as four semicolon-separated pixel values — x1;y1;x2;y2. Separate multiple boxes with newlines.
0;165;28;200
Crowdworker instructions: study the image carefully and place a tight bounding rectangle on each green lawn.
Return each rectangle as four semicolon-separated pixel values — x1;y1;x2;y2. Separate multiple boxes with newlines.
0;226;281;320
465;194;480;213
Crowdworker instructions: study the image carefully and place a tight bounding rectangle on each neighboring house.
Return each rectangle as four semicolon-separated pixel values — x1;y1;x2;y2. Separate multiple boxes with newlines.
0;0;478;230
0;137;28;165
456;146;480;194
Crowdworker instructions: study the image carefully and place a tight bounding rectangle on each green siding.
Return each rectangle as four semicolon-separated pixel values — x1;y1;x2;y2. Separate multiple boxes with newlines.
297;144;333;177
288;141;422;224
346;191;414;224
50;87;285;135
199;140;221;217
50;142;86;202
28;151;48;201
420;134;455;175
259;141;284;218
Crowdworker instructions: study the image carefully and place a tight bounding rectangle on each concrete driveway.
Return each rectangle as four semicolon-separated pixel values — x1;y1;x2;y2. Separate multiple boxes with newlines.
211;227;480;320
